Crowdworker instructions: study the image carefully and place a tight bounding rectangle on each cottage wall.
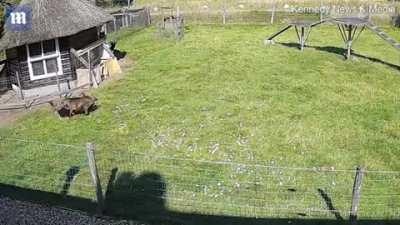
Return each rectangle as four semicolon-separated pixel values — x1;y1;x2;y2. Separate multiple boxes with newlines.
0;61;10;91
4;27;103;93
5;38;76;90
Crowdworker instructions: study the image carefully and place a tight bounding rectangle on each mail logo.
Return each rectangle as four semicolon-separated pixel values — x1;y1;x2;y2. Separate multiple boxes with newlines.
6;5;32;32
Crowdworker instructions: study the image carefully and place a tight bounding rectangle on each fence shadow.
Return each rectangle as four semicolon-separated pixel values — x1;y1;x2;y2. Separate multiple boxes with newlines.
60;166;80;197
277;42;400;71
0;168;399;225
318;188;344;221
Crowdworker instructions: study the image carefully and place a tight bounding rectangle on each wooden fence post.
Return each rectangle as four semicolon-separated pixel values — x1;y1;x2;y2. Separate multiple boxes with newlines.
270;2;276;25
55;71;62;98
147;7;152;25
15;71;24;101
367;5;371;22
350;166;365;225
86;143;104;214
222;1;227;25
320;0;323;21
88;51;93;87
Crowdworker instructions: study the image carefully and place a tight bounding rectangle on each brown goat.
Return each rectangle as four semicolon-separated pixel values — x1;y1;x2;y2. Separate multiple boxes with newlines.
50;94;98;117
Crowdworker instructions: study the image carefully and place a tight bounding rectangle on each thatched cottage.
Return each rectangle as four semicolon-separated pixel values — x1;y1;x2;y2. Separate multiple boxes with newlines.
0;0;113;98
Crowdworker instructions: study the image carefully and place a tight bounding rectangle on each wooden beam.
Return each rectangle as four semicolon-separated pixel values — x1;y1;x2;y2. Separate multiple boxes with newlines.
75;39;106;57
71;49;90;68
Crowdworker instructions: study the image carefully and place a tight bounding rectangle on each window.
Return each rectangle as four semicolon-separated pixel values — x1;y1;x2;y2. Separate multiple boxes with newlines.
26;39;63;80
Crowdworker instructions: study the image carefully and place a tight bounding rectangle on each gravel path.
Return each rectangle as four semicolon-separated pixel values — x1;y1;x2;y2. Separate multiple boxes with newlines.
0;196;133;225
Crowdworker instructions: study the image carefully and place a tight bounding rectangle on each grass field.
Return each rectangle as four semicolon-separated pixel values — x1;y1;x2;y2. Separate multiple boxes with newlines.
0;24;400;221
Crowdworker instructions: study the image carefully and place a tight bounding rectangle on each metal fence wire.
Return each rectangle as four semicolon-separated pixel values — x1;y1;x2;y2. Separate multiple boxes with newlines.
0;137;399;220
146;0;399;26
105;7;151;34
0;76;11;91
0;137;96;201
103;151;400;220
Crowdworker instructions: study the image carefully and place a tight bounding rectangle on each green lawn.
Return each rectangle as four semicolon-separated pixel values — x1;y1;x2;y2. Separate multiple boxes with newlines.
0;25;400;221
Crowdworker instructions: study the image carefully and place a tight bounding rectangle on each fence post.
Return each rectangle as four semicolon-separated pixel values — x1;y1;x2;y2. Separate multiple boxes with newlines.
147;7;152;25
350;166;365;225
367;5;371;22
88;50;94;87
55;70;62;98
270;2;276;24
15;71;24;101
125;13;128;27
320;0;323;21
86;143;104;214
222;1;227;24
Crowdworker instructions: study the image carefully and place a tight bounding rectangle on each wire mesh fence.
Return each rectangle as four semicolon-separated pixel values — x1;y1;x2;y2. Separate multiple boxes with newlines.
360;171;400;219
0;76;11;91
0;137;399;221
0;137;96;201
102;151;400;220
105;7;151;34
145;0;399;26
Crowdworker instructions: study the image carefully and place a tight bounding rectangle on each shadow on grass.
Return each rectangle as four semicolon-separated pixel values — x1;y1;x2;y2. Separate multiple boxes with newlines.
60;166;80;197
0;167;398;225
277;42;400;71
318;188;344;221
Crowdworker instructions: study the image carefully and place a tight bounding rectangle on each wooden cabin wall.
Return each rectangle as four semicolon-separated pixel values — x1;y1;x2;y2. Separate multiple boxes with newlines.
4;48;19;88
0;61;11;91
4;27;102;91
5;38;76;90
59;37;77;82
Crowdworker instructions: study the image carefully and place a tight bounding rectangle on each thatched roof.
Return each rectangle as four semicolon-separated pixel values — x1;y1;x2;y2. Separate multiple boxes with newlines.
0;0;113;50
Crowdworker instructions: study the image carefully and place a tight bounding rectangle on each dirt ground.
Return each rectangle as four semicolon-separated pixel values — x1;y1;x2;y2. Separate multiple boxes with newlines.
0;110;27;127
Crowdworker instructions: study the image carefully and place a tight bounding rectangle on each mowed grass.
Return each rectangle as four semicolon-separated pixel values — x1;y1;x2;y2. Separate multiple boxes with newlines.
0;25;400;219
